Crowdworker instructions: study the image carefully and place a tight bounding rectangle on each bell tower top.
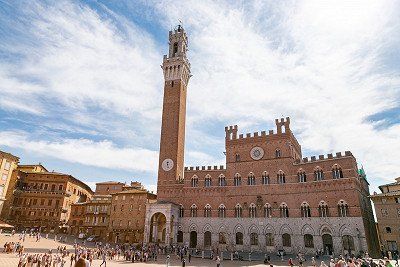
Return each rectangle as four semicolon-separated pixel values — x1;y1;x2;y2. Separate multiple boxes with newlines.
168;25;188;58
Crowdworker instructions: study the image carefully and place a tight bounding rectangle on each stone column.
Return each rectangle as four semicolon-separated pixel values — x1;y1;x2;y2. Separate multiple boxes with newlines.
166;221;171;246
152;223;158;243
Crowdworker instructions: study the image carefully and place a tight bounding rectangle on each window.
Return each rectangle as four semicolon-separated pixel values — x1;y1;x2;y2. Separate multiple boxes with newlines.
218;175;226;186
247;173;255;185
332;165;343;179
282;233;291;247
298;170;307;183
4;161;11;170
304;234;314;248
266;233;274;246
48;199;52;206
386;227;392;233
249;203;257;218
277;171;285;184
262;172;270;185
177;231;183;243
235;204;242;218
191;175;198;187
314;167;324;181
250;233;258;245
204;175;212;187
236;232;243;245
51;184;56;191
190;205;197;217
301;202;311;218
204;204;212;218
381;208;389;216
219;232;226;244
264;203;272;218
179;205;184;218
234;173;242;186
58;184;63;191
40;199;45;205
1;174;7;181
338;200;349;217
280;203;289;218
218;204;226;218
342;235;354;251
127;220;131;227
395;197;400;204
275;149;281;158
235;154;241;162
122;195;126;200
397;208;400;217
120;205;124;211
318;201;329;218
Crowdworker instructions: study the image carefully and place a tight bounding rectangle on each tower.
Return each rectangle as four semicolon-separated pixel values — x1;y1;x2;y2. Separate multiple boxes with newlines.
157;25;191;198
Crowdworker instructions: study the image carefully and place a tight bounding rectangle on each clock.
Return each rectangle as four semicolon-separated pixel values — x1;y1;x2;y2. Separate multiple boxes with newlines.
162;158;174;171
250;147;264;160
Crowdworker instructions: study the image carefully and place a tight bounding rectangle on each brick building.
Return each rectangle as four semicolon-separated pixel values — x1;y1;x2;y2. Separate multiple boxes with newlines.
144;26;379;256
371;177;400;254
109;182;156;244
0;150;19;215
1;164;93;232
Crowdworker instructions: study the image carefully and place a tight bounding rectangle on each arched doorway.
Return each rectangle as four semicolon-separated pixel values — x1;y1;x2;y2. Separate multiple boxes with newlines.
190;231;197;248
204;231;212;248
149;212;167;244
322;234;333;255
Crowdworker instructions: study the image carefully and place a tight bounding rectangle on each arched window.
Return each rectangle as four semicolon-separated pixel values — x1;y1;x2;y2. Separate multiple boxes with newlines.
250;233;258;245
304;234;314;248
342;235;354;251
234;173;242;186
235;154;241;162
298;169;307;183
191;175;198;187
264;203;272;218
277;170;286;184
218;174;226;186
275;149;281;158
265;233;274;246
385;227;392;233
282;233;291;247
247;172;255;185
177;230;183;243
314;167;324;181
332;165;344;179
190;204;197;217
219;232;226;244
218;204;226;218
338;200;349;217
236;232;243;245
301;202;311;218
249;203;257;218
262;171;270;185
235;204;243;218
318;201;329;218
280;203;289;218
179;204;184;218
204;204;212;218
204;175;212;187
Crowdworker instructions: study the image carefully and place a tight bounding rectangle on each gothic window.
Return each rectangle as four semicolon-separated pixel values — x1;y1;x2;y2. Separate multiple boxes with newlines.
190;204;197;217
282;233;291;247
261;233;272;247
342;235;355;251
177;231;183;243
338;200;349;217
235;154;241;162
219;232;226;244
204;204;212;218
275;149;281;158
301;202;311;218
191;175;198;187
236;232;243;245
298;169;307;183
234;173;242;186
235;204;243;218
332;165;344;179
318;201;329;218
179;205;184;218
204;175;212;187
249;203;257;218
218;174;226;186
250;233;258;245
304;234;314;248
247;172;256;185
264;203;272;218
280;203;289;218
218;204;226;218
314;167;324;181
173;42;178;56
386;227;392;233
262;171;270;184
277;171;286;184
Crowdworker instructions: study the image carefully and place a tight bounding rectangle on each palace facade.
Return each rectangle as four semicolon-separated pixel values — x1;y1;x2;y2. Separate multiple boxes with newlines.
144;26;379;256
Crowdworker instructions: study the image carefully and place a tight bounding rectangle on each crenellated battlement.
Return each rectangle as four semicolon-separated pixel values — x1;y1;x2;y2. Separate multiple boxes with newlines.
184;165;225;172
294;151;353;164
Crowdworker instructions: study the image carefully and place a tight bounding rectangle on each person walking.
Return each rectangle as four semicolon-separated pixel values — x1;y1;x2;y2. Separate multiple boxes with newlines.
188;253;191;263
166;255;170;267
100;251;107;267
216;256;221;267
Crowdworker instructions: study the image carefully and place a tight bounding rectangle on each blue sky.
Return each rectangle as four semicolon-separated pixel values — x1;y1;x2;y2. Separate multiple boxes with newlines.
0;0;399;193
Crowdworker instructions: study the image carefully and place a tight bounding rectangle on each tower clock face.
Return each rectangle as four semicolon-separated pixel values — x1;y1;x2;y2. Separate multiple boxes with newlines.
162;158;174;171
250;147;264;160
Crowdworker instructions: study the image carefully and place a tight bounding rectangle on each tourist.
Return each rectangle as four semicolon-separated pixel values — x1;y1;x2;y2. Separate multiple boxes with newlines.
216;256;221;267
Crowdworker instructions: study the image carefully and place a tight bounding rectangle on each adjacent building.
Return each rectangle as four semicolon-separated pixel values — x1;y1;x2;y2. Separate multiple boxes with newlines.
371;177;400;254
144;26;379;256
0;151;19;215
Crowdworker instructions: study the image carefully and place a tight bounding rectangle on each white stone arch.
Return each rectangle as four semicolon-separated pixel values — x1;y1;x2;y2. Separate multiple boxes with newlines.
218;224;228;233
301;224;315;235
279;224;293;235
218;203;226;209
339;225;353;236
248;224;259;234
234;224;244;234
203;223;213;233
319;225;333;236
263;224;275;235
188;223;198;233
218;173;225;178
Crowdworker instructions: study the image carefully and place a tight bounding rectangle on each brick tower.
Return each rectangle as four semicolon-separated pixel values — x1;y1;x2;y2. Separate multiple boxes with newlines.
157;25;191;200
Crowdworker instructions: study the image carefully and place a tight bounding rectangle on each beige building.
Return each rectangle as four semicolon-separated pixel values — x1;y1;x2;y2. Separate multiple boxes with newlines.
371;177;400;254
0;151;19;215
